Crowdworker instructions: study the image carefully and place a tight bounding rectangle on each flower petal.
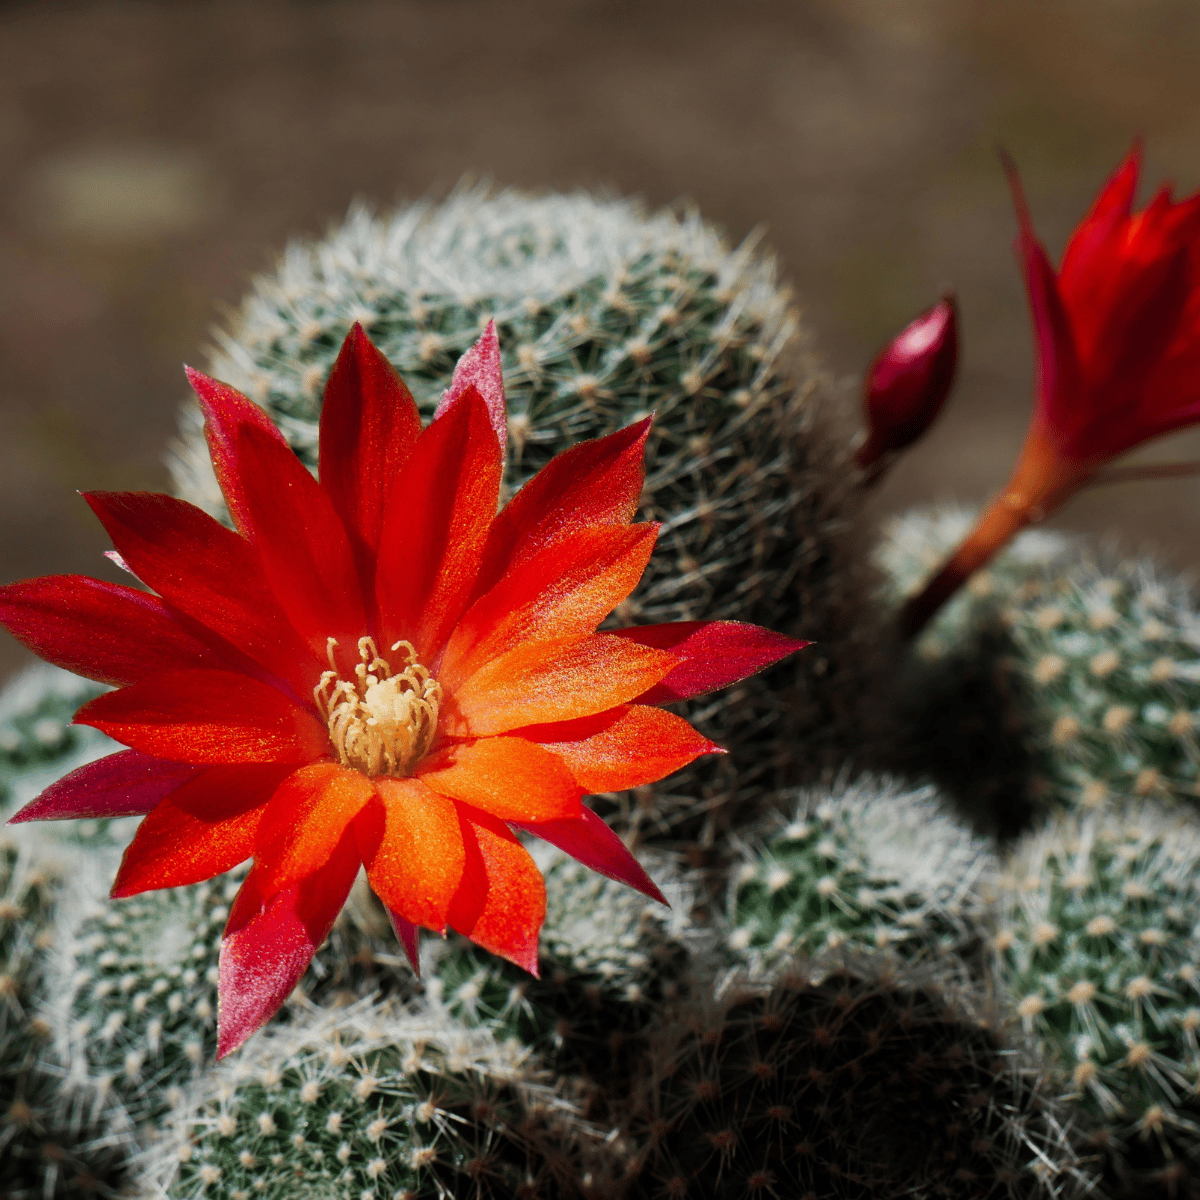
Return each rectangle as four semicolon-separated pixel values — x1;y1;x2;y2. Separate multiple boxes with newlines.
610;620;809;704
74;670;329;764
217;834;359;1058
186;367;291;542
447;634;674;736
8;750;205;824
110;764;293;897
433;320;508;458
375;390;502;660
439;523;658;689
236;425;367;660
82;491;322;698
418;737;583;823
0;575;223;686
319;324;421;557
447;806;545;975
516;704;721;792
516;805;666;905
386;906;421;975
355;779;465;934
253;762;375;895
471;418;651;600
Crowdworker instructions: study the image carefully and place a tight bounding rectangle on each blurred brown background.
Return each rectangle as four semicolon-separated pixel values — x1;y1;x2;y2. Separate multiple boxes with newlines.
2;0;1199;683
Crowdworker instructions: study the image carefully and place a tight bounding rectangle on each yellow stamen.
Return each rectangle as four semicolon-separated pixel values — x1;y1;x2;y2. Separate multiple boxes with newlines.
314;636;442;777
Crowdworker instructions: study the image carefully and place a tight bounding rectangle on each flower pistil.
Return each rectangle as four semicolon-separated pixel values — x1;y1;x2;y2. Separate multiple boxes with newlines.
314;636;441;777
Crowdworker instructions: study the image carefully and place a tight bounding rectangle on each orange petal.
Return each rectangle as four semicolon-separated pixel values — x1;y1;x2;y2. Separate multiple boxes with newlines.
110;764;294;897
355;778;466;933
253;762;375;895
418;737;582;823
438;523;658;689
447;806;546;975
516;705;721;792
446;634;674;737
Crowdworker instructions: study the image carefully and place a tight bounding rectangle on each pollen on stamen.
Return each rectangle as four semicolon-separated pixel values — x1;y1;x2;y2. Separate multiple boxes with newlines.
314;636;442;778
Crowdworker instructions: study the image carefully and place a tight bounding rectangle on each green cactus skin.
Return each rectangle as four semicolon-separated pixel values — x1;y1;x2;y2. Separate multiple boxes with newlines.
0;828;129;1200
146;999;615;1200
619;959;1084;1200
995;805;1200;1196
170;185;888;846
878;508;1200;825
725;776;996;976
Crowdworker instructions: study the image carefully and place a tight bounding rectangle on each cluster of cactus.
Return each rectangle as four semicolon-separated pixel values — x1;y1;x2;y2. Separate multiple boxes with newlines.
170;185;890;845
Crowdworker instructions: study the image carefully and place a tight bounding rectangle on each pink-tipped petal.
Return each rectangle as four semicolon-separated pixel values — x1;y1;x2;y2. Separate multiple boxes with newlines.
612;621;809;705
385;907;421;975
433;320;507;459
217;834;359;1059
186;367;290;542
516;805;667;905
8;750;205;824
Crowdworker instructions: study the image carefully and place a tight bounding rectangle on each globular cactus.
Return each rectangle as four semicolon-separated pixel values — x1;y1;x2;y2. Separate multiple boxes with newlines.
994;804;1200;1195
619;958;1083;1200
724;775;996;976
144;998;615;1200
0;665;118;846
170;185;888;845
878;508;1200;825
0;826;129;1199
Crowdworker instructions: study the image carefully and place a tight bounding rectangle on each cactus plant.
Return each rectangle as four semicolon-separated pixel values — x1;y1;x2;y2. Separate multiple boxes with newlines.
169;185;889;845
725;775;996;975
620;958;1083;1200
142;998;615;1200
995;803;1200;1194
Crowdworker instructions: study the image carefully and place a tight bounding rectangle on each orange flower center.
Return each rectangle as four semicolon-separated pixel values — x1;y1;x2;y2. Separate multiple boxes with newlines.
314;636;442;778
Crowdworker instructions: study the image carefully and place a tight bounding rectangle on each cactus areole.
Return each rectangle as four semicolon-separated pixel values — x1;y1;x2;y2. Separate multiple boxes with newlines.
0;323;805;1058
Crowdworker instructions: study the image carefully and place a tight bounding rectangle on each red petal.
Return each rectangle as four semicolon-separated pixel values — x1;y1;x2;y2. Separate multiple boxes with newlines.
186;367;290;542
433;320;508;457
611;621;808;705
418;737;583;823
110;764;292;897
75;670;329;764
439;523;658;689
252;762;375;895
516;805;666;905
385;907;421;975
319;324;421;557
375;391;502;660
217;835;359;1058
355;779;465;933
471;418;650;601
516;704;720;792
82;491;322;698
447;806;545;975
8;750;205;824
0;575;223;687
448;634;674;736
236;424;367;659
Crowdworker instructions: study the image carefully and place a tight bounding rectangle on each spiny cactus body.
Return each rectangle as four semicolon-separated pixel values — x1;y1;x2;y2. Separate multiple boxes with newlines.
996;804;1200;1193
621;959;1082;1200
148;1000;612;1200
172;185;886;844
725;776;995;975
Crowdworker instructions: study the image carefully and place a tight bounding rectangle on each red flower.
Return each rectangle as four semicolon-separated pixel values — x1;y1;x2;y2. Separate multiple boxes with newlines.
0;325;805;1056
902;148;1200;639
856;295;958;476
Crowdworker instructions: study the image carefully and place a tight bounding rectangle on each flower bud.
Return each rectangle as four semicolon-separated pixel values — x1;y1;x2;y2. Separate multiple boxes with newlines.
857;294;958;472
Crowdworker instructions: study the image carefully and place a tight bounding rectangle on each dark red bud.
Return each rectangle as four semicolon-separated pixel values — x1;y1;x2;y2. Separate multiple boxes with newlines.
857;294;959;472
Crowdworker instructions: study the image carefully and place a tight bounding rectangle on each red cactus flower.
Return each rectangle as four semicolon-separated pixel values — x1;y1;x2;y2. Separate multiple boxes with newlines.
856;294;958;477
0;324;805;1056
902;146;1200;639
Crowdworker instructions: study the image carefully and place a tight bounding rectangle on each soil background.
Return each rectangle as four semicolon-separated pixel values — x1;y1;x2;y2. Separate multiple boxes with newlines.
2;0;1199;682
